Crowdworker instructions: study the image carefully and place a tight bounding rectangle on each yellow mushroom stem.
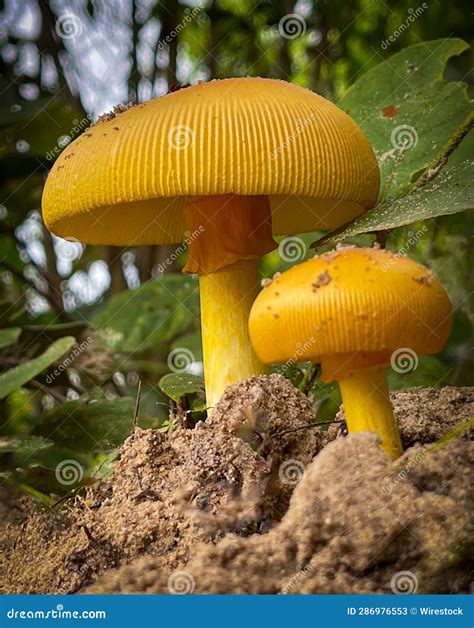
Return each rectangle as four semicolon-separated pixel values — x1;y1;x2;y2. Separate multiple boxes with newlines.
336;366;403;460
183;194;276;409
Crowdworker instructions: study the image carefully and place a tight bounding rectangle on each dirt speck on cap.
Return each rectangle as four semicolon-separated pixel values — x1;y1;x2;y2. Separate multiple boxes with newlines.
93;102;136;125
312;270;331;290
412;274;432;286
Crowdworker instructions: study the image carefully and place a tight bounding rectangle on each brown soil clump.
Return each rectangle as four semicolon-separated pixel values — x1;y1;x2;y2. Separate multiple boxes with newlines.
86;433;473;594
393;386;473;447
1;381;472;594
333;386;473;446
0;375;325;593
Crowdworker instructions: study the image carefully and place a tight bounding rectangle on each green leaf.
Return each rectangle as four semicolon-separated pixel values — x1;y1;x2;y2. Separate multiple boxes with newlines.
0;336;76;399
93;274;199;353
159;373;205;402
34;396;155;451
0;327;21;349
0;299;25;325
388;356;450;389
339;38;472;200
315;157;473;246
0;435;53;454
19;322;88;345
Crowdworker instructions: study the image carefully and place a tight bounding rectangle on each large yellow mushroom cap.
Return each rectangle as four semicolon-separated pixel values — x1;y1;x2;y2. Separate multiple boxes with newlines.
42;78;379;246
249;247;452;381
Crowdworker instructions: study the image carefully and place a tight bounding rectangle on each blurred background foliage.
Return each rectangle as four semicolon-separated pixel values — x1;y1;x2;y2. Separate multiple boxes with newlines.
0;0;472;501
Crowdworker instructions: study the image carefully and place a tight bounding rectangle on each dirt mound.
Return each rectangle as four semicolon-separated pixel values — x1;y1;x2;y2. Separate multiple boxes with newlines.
393;386;473;447
0;374;327;594
333;386;473;445
86;433;473;594
1;381;472;594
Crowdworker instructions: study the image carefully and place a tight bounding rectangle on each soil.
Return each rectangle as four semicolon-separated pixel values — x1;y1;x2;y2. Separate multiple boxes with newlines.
0;377;472;595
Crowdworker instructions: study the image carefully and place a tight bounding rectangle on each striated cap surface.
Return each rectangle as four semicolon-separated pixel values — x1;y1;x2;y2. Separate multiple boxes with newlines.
249;247;452;378
42;78;379;246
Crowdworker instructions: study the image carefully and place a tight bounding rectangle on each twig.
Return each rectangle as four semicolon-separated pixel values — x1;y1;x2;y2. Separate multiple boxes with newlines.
132;379;142;429
30;379;66;403
273;419;345;439
414;114;474;190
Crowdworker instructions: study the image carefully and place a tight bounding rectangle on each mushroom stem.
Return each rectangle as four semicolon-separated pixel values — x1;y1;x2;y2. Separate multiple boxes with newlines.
183;194;275;408
337;366;403;460
199;259;266;409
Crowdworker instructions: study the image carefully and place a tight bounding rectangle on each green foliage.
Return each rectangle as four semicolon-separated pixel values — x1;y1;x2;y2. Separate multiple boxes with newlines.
93;275;199;353
0;327;21;349
316;39;473;245
319;157;473;245
33;396;155;451
0;337;75;399
340;39;471;198
1;21;473;502
0;435;53;454
159;373;205;403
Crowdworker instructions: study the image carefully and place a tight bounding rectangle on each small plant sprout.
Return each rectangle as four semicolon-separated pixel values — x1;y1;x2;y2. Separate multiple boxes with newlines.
249;247;453;460
42;78;379;409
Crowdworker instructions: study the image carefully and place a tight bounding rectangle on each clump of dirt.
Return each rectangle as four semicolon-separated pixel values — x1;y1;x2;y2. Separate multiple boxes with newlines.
0;375;326;594
333;386;473;447
1;381;472;595
393;386;473;447
86;432;473;594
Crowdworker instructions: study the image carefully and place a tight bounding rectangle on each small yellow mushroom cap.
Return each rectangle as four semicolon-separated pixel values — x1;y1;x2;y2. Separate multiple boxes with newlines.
248;247;452;381
42;78;379;246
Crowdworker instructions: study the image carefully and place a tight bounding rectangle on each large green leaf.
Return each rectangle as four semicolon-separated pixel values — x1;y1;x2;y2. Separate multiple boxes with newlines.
0;337;76;399
33;396;155;451
93;274;199;353
316;157;473;246
314;39;473;246
340;38;472;200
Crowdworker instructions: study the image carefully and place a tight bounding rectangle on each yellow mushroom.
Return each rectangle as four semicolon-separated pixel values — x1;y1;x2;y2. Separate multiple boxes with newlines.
248;247;453;459
42;78;379;409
